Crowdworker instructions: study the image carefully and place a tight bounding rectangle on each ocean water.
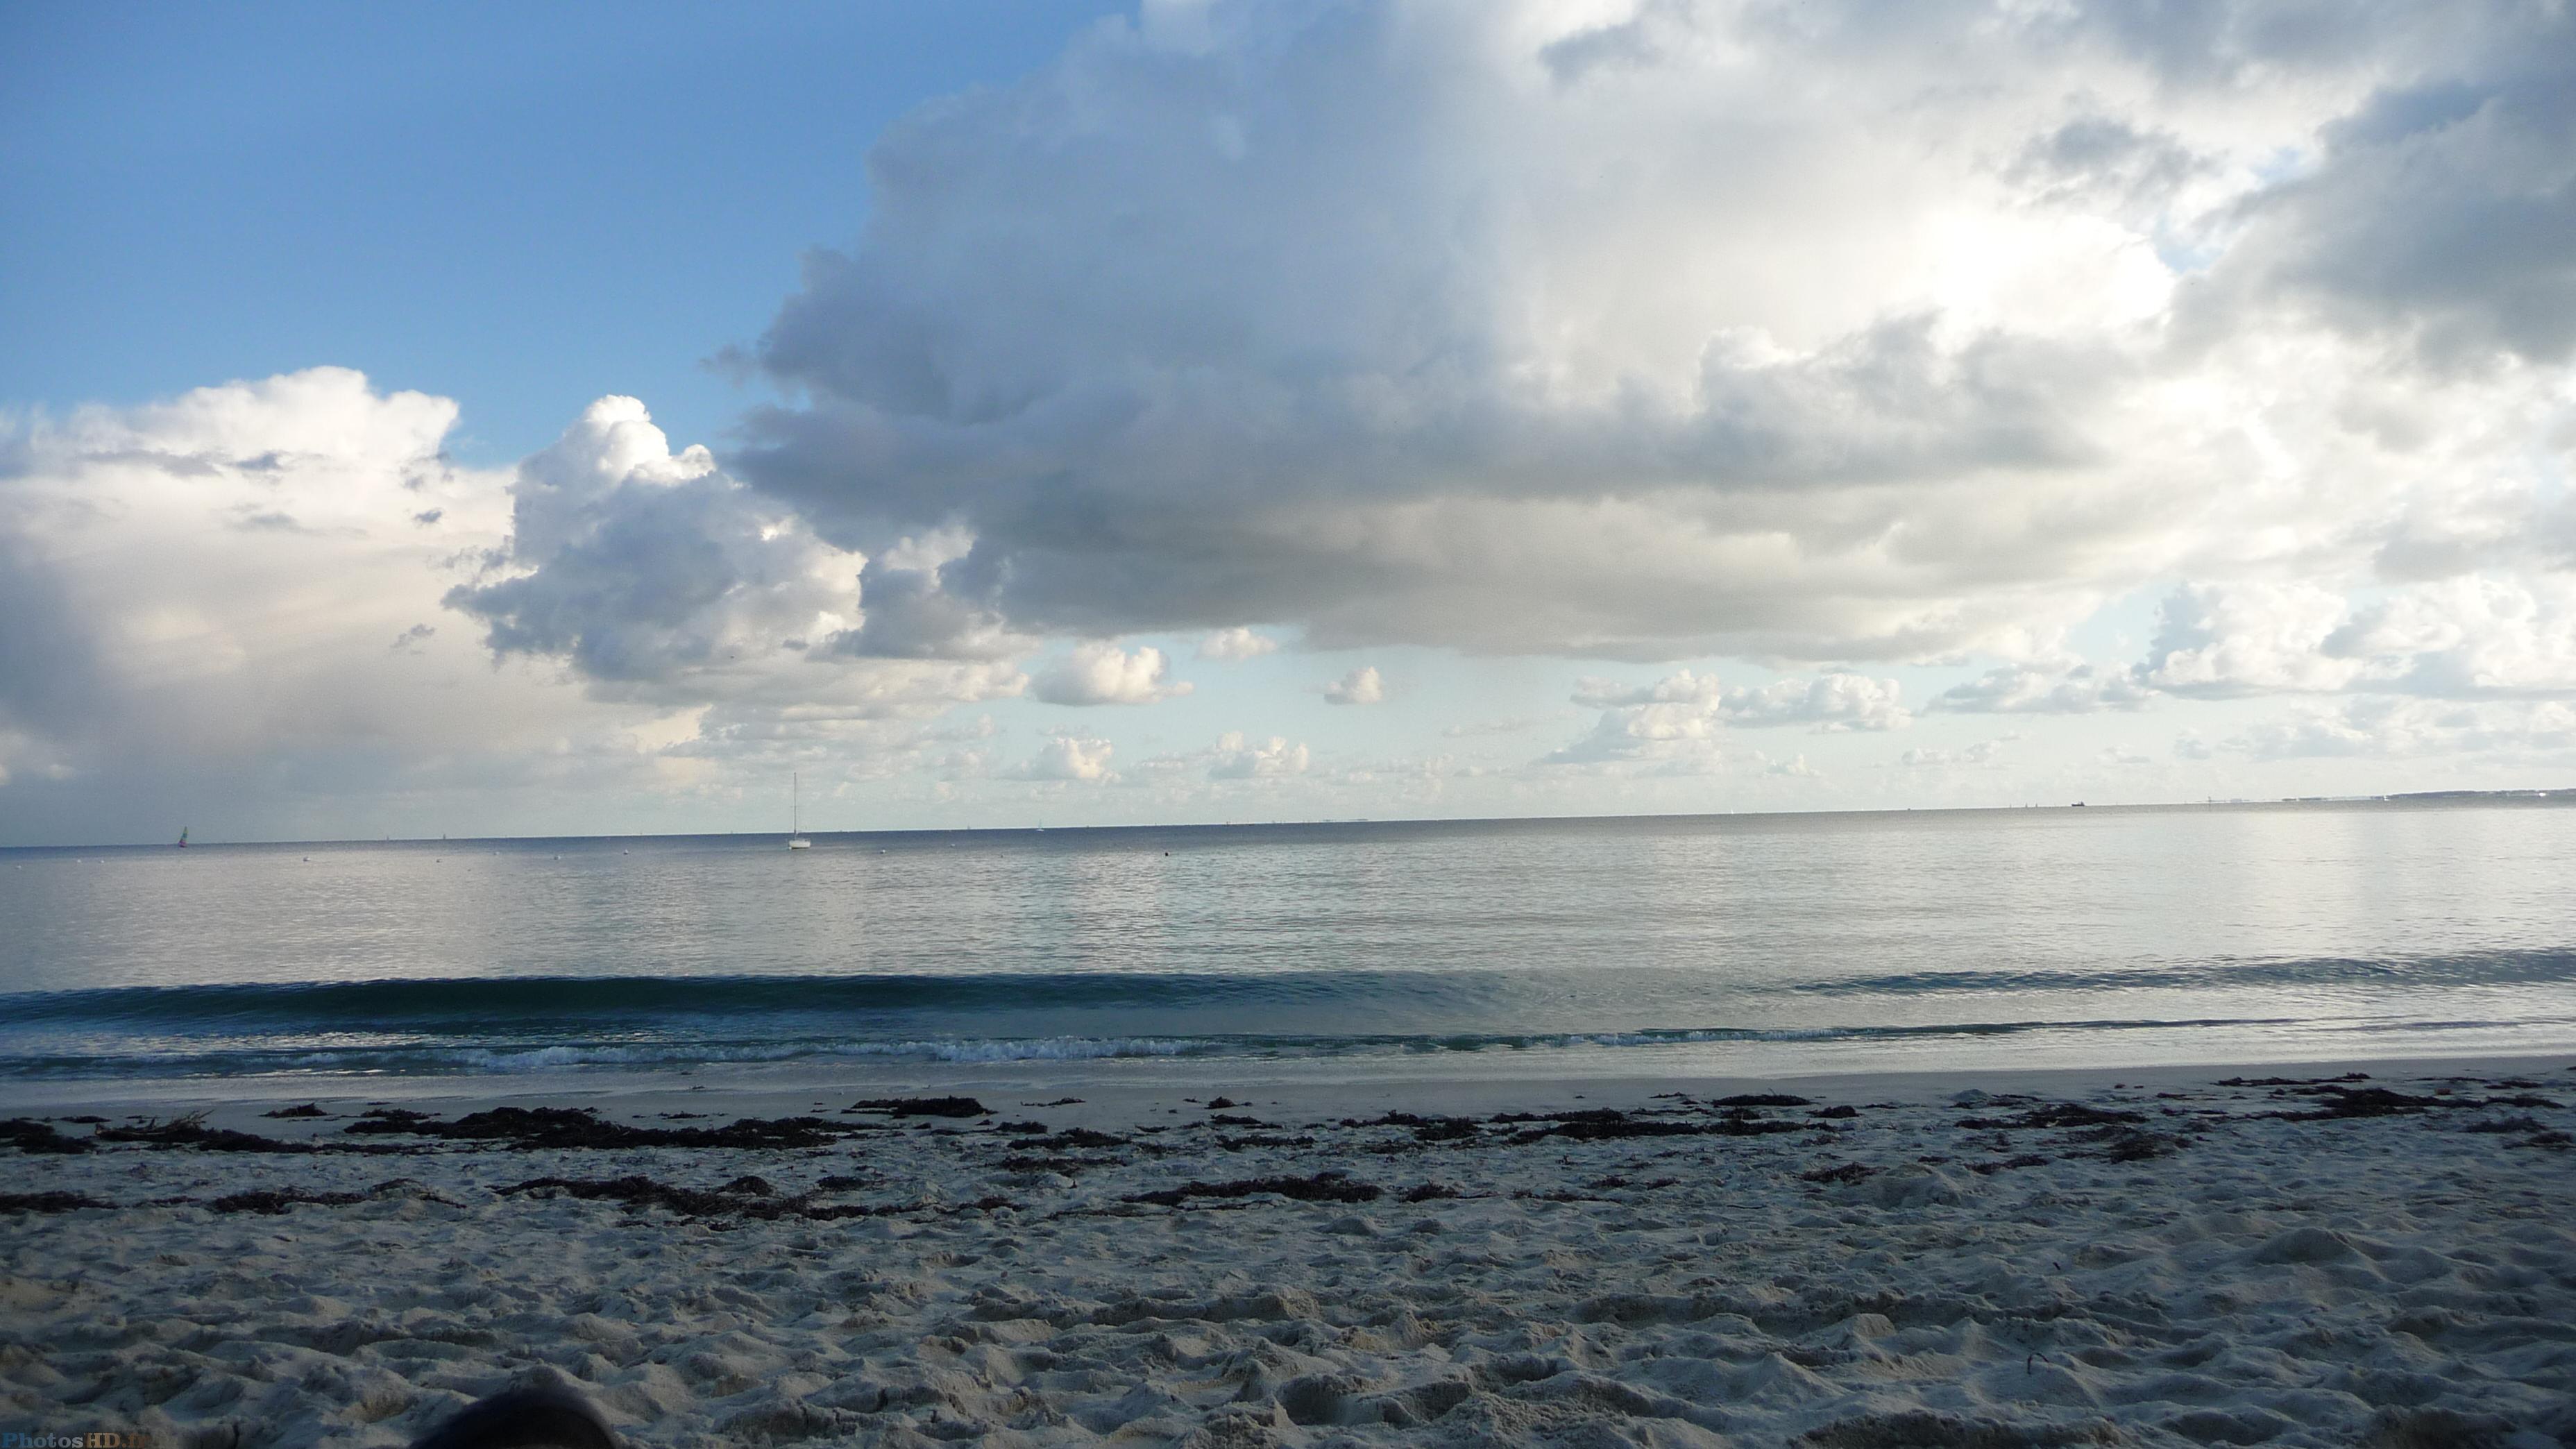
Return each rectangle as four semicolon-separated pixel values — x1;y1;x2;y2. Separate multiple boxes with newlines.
3;802;2574;1085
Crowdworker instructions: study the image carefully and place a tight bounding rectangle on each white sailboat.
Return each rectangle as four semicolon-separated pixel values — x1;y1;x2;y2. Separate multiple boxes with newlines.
788;772;811;849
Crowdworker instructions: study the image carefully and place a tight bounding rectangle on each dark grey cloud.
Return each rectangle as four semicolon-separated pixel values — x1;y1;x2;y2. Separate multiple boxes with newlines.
2192;17;2576;366
0;532;103;741
823;556;1018;661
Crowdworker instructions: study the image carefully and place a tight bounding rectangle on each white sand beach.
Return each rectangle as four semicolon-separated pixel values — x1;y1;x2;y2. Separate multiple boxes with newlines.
6;1059;2573;1448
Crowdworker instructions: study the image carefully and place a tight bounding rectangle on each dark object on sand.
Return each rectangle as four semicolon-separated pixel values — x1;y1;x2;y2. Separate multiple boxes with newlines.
0;1191;110;1212
1800;1162;1874;1185
2276;1087;2465;1120
262;1103;329;1118
0;1119;93;1155
94;1113;332;1154
209;1188;367;1214
412;1384;619;1449
1128;1171;1381;1207
348;1106;849;1150
845;1096;990;1118
1954;1102;2144;1131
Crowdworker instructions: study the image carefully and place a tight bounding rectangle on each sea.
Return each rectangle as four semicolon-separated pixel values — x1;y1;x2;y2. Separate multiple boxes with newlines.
3;800;2574;1090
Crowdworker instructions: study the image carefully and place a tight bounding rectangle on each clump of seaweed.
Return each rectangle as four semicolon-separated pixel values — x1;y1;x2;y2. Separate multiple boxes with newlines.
96;1112;377;1155
1;1119;93;1155
498;1175;1017;1222
0;1191;109;1212
845;1096;990;1119
209;1188;367;1214
346;1106;856;1150
1127;1172;1381;1208
1010;1128;1128;1151
1954;1102;2146;1132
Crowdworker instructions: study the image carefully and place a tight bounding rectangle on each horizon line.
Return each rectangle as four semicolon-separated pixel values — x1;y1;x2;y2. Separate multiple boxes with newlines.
8;786;2574;852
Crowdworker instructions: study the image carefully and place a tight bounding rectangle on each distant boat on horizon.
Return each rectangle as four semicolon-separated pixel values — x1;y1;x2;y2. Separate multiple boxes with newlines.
788;772;811;850
176;827;189;848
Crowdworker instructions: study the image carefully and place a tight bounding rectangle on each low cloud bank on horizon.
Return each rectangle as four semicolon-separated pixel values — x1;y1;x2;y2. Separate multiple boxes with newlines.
3;0;2574;842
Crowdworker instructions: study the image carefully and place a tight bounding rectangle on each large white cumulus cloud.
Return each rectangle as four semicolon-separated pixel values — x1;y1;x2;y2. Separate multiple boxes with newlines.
443;397;1026;716
729;0;2576;664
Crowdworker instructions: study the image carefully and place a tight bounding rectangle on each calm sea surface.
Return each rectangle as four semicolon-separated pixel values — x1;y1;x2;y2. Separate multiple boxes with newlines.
3;802;2573;1084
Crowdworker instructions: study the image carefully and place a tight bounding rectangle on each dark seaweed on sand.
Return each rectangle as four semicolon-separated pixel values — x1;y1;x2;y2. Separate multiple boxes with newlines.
1801;1162;1874;1185
1;1119;93;1155
0;1191;110;1212
209;1188;368;1214
261;1103;328;1119
1954;1103;2146;1131
1496;1108;1806;1143
95;1113;398;1155
346;1106;858;1150
2269;1087;2470;1121
1967;1154;2053;1176
1010;1128;1128;1151
844;1096;991;1118
1126;1171;1381;1207
498;1174;1017;1221
1342;1112;1480;1142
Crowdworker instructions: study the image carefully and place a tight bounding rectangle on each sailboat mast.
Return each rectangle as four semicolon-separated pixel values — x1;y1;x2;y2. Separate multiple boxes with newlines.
793;771;799;835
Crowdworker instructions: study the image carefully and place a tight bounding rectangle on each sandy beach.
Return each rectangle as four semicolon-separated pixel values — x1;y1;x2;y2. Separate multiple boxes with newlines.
6;1058;2573;1448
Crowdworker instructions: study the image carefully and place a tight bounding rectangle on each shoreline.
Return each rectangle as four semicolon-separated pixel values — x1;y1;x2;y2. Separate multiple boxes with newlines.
6;1049;2571;1126
6;1054;2573;1446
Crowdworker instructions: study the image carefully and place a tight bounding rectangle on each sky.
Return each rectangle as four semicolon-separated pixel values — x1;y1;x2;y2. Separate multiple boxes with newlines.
3;0;2574;845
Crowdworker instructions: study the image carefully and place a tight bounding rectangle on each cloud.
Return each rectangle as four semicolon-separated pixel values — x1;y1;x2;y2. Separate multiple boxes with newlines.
0;369;525;826
1899;738;2015;768
828;551;1022;662
1031;642;1192;706
446;398;1026;720
1208;731;1309;780
1197;627;1279;661
1323;666;1385;706
2223;697;2576;761
0;371;1034;844
1936;574;2576;722
2137;582;2369;697
1003;734;1116;781
1546;668;1908;770
2188;24;2576;367
2139;577;2576;700
1570;670;1910;730
443;397;860;689
722;0;2571;666
1934;663;2155;714
1441;715;1547;738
